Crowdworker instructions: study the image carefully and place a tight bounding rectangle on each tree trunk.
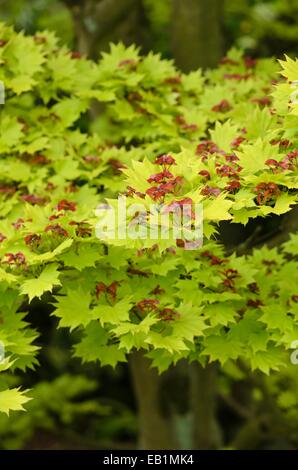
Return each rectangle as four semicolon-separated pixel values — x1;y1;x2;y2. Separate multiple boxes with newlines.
190;362;221;449
171;0;223;71
63;0;151;59
129;350;178;449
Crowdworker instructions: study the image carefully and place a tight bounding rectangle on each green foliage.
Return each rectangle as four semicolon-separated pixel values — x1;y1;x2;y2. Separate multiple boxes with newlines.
0;0;73;45
0;23;297;414
225;0;298;57
0;374;113;449
144;0;298;59
0;388;31;415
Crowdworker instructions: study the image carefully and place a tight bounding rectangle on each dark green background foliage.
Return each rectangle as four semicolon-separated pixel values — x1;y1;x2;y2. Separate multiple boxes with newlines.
1;0;297;61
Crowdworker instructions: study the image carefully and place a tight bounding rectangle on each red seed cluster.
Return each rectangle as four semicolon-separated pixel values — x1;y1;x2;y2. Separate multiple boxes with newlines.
231;136;247;149
196;140;219;158
251;96;271;106
83;155;101;165
30;154;50;165
254;182;280;205
175;115;198;132
136;298;160;313
0;184;17;194
212;99;232;113
118;59;138;68
96;281;120;302
262;259;277;275
4;252;26;266
125;186;145;199
70;51;82;59
56;200;77;212
150;285;165;296
68;221;92;237
198;169;210;179
24;233;41;246
45;224;68;237
108;158;127;174
164;76;182;85
146;176;183;201
200;186;221;197
154;155;176;166
220;268;240;290
219;57;239;66
147;169;174;184
159;307;180;321
12;218;25;230
201;251;227;266
22;194;46;205
164;197;194;219
248;282;260;294
265;151;298;172
224;73;252;81
244;56;258;69
270;138;291;149
247;299;264;308
216;164;240;178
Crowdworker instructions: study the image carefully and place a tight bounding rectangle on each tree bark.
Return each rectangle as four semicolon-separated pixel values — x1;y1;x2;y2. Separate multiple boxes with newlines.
171;0;224;71
129;350;178;449
190;362;221;449
63;0;151;59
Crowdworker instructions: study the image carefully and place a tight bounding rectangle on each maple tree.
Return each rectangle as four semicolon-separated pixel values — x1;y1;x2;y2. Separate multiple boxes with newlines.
0;22;297;430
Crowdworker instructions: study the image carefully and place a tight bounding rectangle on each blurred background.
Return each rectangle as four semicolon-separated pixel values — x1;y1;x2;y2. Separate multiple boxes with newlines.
0;0;298;69
0;0;297;450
